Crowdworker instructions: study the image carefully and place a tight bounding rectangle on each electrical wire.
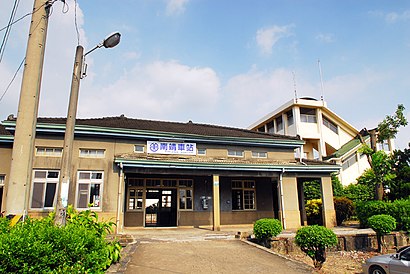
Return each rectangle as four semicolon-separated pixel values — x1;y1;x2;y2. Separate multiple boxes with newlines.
0;0;20;63
0;57;25;103
74;0;80;45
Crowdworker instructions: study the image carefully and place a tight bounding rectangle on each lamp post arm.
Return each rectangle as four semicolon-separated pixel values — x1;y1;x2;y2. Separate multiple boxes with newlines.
54;45;84;226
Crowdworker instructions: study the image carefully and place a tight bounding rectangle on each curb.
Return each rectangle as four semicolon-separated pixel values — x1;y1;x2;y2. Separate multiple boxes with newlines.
106;241;139;273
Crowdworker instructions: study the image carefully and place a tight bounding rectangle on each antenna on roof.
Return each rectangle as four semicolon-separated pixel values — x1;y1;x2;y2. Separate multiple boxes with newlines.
318;59;325;102
292;71;298;102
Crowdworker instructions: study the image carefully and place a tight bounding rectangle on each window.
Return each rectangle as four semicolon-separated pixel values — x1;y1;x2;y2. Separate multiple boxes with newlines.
231;180;256;210
377;140;390;152
257;126;265;132
127;188;143;210
300;108;317;123
31;170;59;209
286;110;294;126
228;150;244;157
0;175;4;186
275;116;283;132
197;148;206;155
77;171;103;209
322;116;338;134
252;151;267;158
79;149;105;158
179;180;193;210
266;121;274;133
134;145;145;153
36;147;62;157
342;154;357;170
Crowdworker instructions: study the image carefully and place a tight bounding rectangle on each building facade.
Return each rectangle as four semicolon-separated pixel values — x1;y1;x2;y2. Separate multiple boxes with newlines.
0;115;338;230
248;97;394;186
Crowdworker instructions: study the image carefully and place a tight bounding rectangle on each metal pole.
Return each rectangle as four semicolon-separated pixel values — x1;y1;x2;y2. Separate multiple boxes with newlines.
54;45;84;226
6;0;50;216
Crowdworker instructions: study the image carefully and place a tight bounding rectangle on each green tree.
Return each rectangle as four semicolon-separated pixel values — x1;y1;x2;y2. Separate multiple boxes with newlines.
368;214;396;253
387;145;410;200
295;225;338;269
359;104;407;200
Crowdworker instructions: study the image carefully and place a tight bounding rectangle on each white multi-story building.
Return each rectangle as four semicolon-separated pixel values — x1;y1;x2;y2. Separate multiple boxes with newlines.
249;97;394;186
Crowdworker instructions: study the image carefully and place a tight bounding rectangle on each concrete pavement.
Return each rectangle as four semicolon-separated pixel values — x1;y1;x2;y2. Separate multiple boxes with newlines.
108;227;314;273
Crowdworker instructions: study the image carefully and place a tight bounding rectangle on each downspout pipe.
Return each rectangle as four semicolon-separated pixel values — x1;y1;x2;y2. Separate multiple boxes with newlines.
279;168;286;229
116;162;124;234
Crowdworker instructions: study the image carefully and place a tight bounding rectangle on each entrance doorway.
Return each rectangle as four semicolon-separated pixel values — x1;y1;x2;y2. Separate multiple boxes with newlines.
145;189;177;227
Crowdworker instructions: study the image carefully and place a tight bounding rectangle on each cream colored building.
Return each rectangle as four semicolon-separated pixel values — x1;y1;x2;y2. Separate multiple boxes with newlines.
249;97;394;186
0;115;338;230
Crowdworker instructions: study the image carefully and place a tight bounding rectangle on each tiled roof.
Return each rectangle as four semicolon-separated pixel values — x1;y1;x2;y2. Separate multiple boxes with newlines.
27;116;301;141
115;153;337;167
0;124;11;135
324;135;369;160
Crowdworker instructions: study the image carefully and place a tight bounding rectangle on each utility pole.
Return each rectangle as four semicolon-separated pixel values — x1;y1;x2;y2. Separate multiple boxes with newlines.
5;0;51;216
54;45;84;226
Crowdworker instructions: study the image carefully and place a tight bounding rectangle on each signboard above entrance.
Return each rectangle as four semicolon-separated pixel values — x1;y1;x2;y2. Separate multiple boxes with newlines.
147;141;196;155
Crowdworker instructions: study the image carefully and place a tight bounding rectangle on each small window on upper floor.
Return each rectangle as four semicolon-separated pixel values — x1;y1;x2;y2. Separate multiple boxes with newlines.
286;110;294;126
36;147;63;157
79;149;105;158
0;175;4;186
342;153;357;170
228;150;244;157
377;140;390;152
252;151;267;158
275;116;283;132
134;145;145;153
300;108;317;123
322;116;338;134
266;121;274;133
257;126;265;132
197;148;206;155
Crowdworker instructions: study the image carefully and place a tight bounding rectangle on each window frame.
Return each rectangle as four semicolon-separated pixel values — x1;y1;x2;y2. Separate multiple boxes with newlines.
231;180;256;211
227;150;244;157
0;175;4;186
30;170;59;210
300;108;317;123
79;149;105;158
178;181;193;211
134;145;145;153
252;151;267;158
322;116;338;134
286;110;294;126
342;153;357;170
36;147;63;157
76;171;104;210
275;116;283;132
197;148;206;156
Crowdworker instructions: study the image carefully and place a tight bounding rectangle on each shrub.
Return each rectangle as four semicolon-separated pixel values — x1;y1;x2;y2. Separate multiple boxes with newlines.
368;214;396;253
0;208;121;273
334;197;354;225
356;199;410;230
253;218;282;248
303;180;322;201
343;183;373;203
305;199;322;225
295;225;338;269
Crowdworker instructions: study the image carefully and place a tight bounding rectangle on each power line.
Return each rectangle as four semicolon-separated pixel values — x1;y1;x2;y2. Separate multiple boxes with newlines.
0;57;25;103
0;0;21;63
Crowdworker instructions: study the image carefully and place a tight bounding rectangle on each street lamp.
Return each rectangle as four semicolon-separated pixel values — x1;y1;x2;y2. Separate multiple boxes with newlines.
54;32;121;225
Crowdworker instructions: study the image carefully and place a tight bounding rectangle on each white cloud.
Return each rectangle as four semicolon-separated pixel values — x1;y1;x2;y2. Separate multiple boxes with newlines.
315;33;335;43
369;10;410;23
78;60;220;123
165;0;189;16
256;25;293;55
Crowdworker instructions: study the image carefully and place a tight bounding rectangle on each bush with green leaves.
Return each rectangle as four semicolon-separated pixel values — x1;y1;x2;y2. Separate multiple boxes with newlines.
0;207;121;273
305;199;323;225
295;225;338;269
343;183;373;203
334;197;355;225
368;214;396;252
253;218;282;248
355;199;410;230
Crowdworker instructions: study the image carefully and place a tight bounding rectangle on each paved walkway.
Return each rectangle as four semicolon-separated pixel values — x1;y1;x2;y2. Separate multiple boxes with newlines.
108;226;375;273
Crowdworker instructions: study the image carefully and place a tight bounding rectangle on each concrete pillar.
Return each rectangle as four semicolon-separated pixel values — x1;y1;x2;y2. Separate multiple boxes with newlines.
6;0;50;215
321;176;336;228
115;164;125;233
212;175;220;231
281;175;301;229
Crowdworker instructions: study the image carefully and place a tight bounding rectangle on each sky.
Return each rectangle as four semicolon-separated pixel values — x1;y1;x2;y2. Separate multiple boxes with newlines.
0;0;409;149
